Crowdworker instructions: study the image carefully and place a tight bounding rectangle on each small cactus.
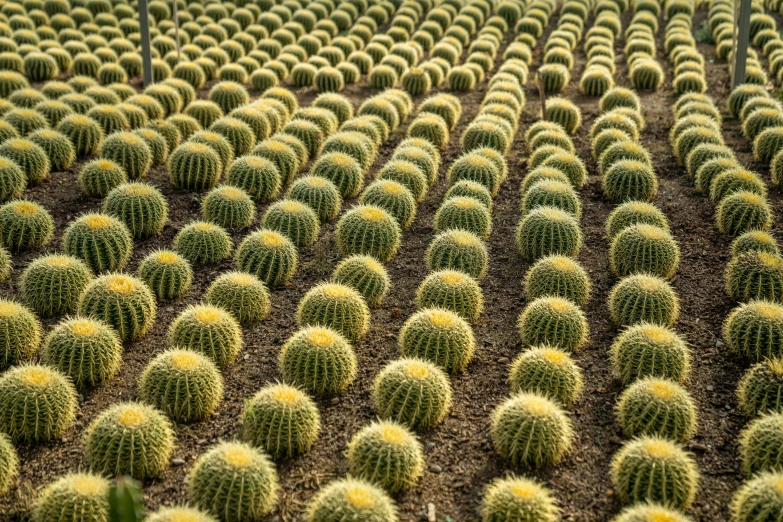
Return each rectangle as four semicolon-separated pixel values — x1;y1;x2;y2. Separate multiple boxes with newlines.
610;225;680;279
611;436;698;509
78;159;127;198
516;207;582;261
491;391;574;467
0;432;18;496
609;275;680;328
601;87;641;113
310;152;364;199
21;254;91;317
189;441;279;521
0;299;39;367
227;155;281;203
416;269;483;323
606;201;668;239
538;63;570;93
426;229;489;280
32;473;110;522
522;179;581;218
0;199;53;252
241;383;321;459
524;255;591;307
332;255;389;307
336;205;401;263
509;346;583;408
716;191;773;237
739;357;783;416
518;296;589;352
173;221;233;265
611;323;690;385
62;213;132;273
305;478;398;522
373;358;452;430
726;251;783;303
262;199;320;248
724;300;783;361
235;229;298;288
28;129;75;171
616;378;698;442
359;180;415;229
545;97;582;134
103;182;168;238
0;137;50;185
168;305;242;369
378;160;428;202
399;308;474;373
288;176;342;224
145;507;217;522
78;274;157;342
297;283;370;343
347;420;424;493
739;412;783;475
610;504;693;522
732;230;780;257
0;364;77;443
481;475;559;522
731;472;783;522
202;186;256;230
602;160;658;202
205;271;270;325
41;317;121;389
137;250;193;300
84;401;174;480
100;131;152;180
279;326;357;397
168;142;222;191
0;157;25;203
407;114;449;150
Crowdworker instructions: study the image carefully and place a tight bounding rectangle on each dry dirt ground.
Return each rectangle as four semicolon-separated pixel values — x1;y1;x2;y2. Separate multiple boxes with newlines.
0;5;774;522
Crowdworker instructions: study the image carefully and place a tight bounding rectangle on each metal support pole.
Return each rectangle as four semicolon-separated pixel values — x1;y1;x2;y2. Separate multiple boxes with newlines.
172;0;181;64
138;0;153;87
732;0;752;88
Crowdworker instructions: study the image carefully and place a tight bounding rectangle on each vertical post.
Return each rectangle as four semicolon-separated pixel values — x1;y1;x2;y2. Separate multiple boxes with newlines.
138;0;153;87
732;0;752;88
172;0;181;64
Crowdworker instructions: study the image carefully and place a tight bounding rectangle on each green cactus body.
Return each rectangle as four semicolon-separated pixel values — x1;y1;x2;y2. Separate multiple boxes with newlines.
739;357;783;417
731;472;783;522
732;230;780;257
448;152;502;196
133;128;168;166
509;346;583;408
0;137;49;185
517;296;589;352
202;186;256;230
717;191;773;236
407;114;449;150
62;213;132;273
0;299;39;366
173;221;233;265
288;176;342;224
426;229;488;280
0;199;53;251
4;108;49;137
739;412;783;475
0;364;77;443
695;157;740;194
399;308;474;373
241;383;320;458
168;142;222;191
84;401;174;479
710;168;767;204
32;473;110;522
146;507;218;522
305;478;398;522
56;113;104;156
189;131;233;176
606;201;669;239
610;504;692;522
724;300;783;361
206;271;270;324
373;358;452;430
331;255;389;308
434;196;492;240
321;132;377;173
297;283;370;342
0;432;17;496
725;251;783;304
347;420;424;493
235;228;297;286
515;206;582;261
168;305;242;369
481;475;559;522
279;326;357;397
208;81;250;115
616;378;698;442
522;179;581;218
261;199;320;248
21;254;91;317
335;205;401;262
137;250;193;300
490;391;574;467
189;441;279;522
100;131;152;180
524;255;591;307
78;158;127;198
227;156;280;204
103;182;168;238
610;225;680;279
78;273;156;341
611;437;698;509
461;121;510;155
140;349;223;424
209;117;256;157
545;98;582;134
28;129;75;171
609;275;680;328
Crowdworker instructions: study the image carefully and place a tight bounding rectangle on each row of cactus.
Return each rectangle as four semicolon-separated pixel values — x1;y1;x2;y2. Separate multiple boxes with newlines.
708;0;771;86
578;0;623;97
627;0;664;91
537;0;592;95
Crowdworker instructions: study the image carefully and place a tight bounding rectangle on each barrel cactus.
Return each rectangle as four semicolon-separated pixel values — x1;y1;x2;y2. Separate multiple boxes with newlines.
297;282;370;343
168;142;222;191
332;255;390;307
205;271;270;325
524;255;591;307
102;181;168;238
0;299;40;367
399;308;474;373
739;357;783;416
288;176;342;223
516;207;582;261
616;378;698;442
100;131;152;180
78;159;127;198
168;305;242;369
609;275;680;328
610;504;693;522
416;269;483;323
305;478;397;522
724;300;783;361
173;221;233;265
426;229;489;280
279;326;357;397
235;229;298;287
32;473;110;522
336;205;401;262
0;137;50;185
610;225;680;279
731;472;783;522
261;199;320;248
78;274;156;341
347;420;424;493
137;250;193;300
62;213;132;273
481;475;559;522
509;346;584;408
20;254;91;316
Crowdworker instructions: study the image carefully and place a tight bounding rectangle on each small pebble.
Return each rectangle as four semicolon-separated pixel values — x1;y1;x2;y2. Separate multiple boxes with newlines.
171;458;186;466
429;464;443;473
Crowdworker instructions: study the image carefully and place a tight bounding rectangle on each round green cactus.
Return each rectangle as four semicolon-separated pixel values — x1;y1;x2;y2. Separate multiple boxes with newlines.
235;229;298;288
609;275;680;328
305;478;397;522
168;142;222;191
717;191;773;236
445;180;492;212
606;201;669;239
426;229;488;280
358;180;414;229
509;346;583;408
377;160;428;203
21;254;91;317
739;412;783;475
78;273;156;342
724;300;783;361
601;87;641;113
0;299;39;367
189;441;279;521
0;199;53;252
739;357;783;416
189;131;233;176
297;282;370;343
0;432;17;496
602;159;658;202
580;66;614;96
137;250;193;301
517;296;589;352
332;254;389;308
399;308;474;374
309;153;363;201
544;97;582;134
515;207;582;262
279;326;357;397
102;181;168;238
373;358;452;430
32;473;110;522
173;221;233;265
610;504;693;522
611;322;690;385
491;391;574;467
610;225;680;279
521;179;581;218
286;176;341;224
56;113;104;156
205;271;270;325
28;129;75;172
335;205;401;263
524;255;591;307
208;81;249;116
140;348;223;424
710;168;766;205
201;186;256;230
0;364;77;443
261;199;320;248
616;378;697;442
145;507;218;522
481;475;559;522
732;230;780;257
100;131;152;180
168;304;242;369
133;128;168;166
696;157;741;194
726;251;783;304
537;63;569;93
241;383;320;459
347;420;424;493
77;158;127;198
0;137;49;185
407;114;449;150
731;471;783;522
62;213;132;273
461;121;510;155
84;401;174;480
4;108;48;137
227;155;281;204
313;65;345;92
416;269;483;323
448;152;502;196
41;316;121;389
209;117;256;158
611;436;698;509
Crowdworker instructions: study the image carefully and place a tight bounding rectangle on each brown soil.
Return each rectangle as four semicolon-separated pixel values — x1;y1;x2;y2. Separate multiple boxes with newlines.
0;6;770;522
